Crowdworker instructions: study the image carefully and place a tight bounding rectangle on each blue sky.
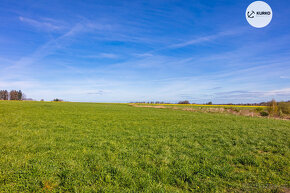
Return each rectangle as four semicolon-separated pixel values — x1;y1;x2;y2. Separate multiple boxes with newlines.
0;0;289;103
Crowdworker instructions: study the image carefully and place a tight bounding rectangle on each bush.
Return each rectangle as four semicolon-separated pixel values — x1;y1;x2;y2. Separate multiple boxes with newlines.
260;111;269;117
255;107;263;112
278;102;290;115
267;99;278;115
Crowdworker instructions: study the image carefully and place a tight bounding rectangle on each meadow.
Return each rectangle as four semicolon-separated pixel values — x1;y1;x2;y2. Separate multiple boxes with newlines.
0;101;289;192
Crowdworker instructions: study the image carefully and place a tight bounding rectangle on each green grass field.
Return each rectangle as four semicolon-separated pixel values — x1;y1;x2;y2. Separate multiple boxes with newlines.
0;101;289;192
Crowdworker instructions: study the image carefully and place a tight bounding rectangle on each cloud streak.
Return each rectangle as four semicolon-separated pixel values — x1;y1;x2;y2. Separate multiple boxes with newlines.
5;19;119;72
169;30;243;48
19;16;63;31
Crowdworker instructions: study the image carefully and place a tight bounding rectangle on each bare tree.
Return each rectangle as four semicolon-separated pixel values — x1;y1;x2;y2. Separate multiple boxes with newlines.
0;90;9;100
1;90;25;100
9;90;17;100
9;90;22;100
267;99;278;115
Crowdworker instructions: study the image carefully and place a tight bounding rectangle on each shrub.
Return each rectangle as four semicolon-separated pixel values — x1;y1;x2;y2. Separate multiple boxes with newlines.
267;99;278;115
260;111;269;116
278;102;290;115
255;107;263;112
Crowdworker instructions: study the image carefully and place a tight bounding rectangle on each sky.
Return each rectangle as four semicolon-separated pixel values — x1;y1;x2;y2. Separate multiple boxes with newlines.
0;0;289;103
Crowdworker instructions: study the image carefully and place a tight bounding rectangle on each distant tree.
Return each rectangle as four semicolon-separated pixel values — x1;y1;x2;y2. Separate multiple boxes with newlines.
9;90;24;100
9;90;18;100
178;100;190;104
53;98;63;102
0;90;3;100
17;90;23;100
0;90;9;100
206;101;213;105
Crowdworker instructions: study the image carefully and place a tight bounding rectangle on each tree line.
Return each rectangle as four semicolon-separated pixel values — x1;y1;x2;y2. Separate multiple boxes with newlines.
131;100;290;106
0;90;24;100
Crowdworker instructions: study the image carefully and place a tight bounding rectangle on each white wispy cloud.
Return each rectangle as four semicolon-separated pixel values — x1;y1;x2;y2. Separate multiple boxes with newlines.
169;30;243;48
84;53;119;59
280;76;290;79
213;88;290;102
6;27;76;70
264;88;290;96
0;80;40;89
134;53;154;57
19;16;63;31
99;53;118;59
5;19;118;71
